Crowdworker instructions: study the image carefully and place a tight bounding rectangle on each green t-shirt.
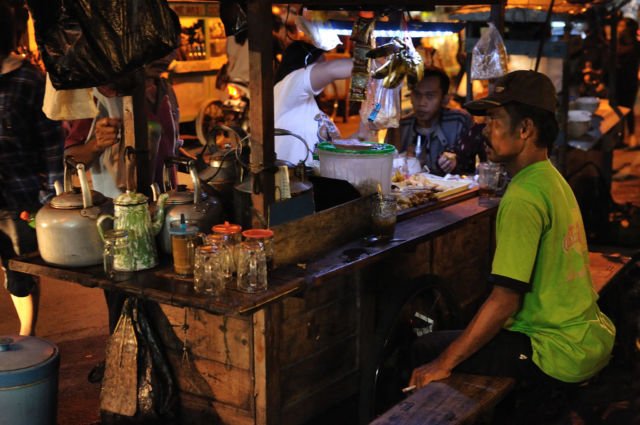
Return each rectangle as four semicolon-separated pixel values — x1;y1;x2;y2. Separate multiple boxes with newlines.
491;160;615;383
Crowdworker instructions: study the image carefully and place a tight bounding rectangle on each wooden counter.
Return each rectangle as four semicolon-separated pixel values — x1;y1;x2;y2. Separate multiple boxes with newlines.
11;194;498;425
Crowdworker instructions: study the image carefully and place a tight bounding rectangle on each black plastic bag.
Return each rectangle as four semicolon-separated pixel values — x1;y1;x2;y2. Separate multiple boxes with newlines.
101;297;177;424
27;0;180;89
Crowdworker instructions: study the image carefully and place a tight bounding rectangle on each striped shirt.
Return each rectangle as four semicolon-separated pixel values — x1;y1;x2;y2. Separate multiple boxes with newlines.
0;58;64;211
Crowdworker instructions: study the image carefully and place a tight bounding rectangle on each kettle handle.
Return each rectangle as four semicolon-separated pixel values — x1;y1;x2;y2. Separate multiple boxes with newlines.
96;214;115;242
65;156;93;209
163;157;201;204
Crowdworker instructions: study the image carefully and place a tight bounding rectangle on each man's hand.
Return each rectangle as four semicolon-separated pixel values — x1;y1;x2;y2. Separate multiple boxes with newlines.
408;356;452;390
95;117;122;151
437;152;457;173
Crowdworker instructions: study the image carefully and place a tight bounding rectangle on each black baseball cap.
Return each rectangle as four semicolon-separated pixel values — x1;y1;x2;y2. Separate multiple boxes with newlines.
464;70;557;116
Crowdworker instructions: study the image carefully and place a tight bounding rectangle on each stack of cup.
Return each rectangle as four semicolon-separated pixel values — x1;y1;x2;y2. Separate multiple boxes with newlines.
236;229;274;293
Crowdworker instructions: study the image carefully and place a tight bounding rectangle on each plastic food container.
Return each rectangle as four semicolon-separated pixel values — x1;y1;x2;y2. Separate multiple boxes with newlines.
0;336;60;425
317;142;396;195
567;110;592;138
575;97;600;114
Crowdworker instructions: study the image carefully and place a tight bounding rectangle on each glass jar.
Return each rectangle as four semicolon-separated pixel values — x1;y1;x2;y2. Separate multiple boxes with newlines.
236;238;268;293
103;229;134;281
211;221;242;271
194;244;231;295
242;228;274;271
169;219;203;276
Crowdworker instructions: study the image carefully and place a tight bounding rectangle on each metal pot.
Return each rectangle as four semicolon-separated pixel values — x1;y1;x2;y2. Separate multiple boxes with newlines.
233;159;313;228
35;157;112;267
154;157;223;254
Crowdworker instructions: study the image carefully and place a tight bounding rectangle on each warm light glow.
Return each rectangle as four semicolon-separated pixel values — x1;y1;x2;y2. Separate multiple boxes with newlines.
227;84;241;99
319;28;456;38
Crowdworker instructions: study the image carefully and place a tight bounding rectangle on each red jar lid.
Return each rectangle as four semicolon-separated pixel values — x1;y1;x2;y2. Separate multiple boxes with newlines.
212;221;242;235
242;229;274;239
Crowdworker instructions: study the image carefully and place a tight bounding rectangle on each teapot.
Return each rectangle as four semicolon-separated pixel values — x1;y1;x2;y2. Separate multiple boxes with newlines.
36;157;113;267
97;190;169;271
153;157;223;254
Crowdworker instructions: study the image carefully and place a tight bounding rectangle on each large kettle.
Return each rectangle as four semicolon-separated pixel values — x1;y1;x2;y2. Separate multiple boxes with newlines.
36;157;113;267
153;157;223;254
97;191;168;271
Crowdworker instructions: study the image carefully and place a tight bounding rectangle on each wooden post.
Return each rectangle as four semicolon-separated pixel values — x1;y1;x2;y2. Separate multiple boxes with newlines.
490;0;505;34
133;69;150;195
247;0;275;227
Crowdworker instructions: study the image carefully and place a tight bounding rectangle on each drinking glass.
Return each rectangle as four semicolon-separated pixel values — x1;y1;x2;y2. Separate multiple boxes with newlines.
371;195;397;242
242;229;274;271
103;229;134;281
477;162;506;205
193;245;230;295
237;239;268;293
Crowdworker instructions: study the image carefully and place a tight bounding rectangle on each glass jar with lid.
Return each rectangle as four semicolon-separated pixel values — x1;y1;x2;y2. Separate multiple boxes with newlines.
211;221;242;271
242;229;274;271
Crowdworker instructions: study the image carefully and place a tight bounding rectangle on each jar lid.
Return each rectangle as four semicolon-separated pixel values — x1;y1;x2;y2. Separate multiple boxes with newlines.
0;336;59;388
212;221;242;235
242;229;274;239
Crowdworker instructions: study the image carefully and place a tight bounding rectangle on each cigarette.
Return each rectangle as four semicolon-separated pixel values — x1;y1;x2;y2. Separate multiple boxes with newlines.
402;385;416;393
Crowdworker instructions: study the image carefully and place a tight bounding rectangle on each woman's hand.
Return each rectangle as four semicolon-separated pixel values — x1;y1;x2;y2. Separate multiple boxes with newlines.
408;357;452;390
95;117;122;151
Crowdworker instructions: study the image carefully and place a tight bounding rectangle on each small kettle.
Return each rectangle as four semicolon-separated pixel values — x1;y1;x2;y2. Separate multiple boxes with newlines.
97;189;168;271
153;157;223;254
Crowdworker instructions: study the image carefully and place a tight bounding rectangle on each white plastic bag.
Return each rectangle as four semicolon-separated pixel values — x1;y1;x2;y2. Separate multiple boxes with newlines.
42;74;98;120
470;23;508;80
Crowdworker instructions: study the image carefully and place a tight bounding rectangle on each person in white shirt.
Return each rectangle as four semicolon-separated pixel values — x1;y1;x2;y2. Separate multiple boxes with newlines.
274;41;352;165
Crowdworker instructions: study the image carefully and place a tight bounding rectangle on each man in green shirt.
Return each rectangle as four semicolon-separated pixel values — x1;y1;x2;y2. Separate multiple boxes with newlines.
409;71;615;391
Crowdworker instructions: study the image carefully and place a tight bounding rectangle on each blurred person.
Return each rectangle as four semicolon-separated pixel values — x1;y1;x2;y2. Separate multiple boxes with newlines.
274;40;352;164
409;71;615;423
0;0;64;335
615;17;640;146
386;67;482;176
64;57;180;382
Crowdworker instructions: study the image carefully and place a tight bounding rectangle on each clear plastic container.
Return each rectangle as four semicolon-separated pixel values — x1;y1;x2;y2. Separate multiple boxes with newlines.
317;141;396;195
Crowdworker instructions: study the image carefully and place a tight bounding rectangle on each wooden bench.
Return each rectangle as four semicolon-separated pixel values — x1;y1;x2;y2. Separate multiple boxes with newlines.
370;373;515;425
370;250;638;425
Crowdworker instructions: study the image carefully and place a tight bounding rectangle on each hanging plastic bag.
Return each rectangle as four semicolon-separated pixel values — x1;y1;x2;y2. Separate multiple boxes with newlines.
42;74;98;120
27;0;180;90
359;66;401;130
470;22;509;80
100;297;177;423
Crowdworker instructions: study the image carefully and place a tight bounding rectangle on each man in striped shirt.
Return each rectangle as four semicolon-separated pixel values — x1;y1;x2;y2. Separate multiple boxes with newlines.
386;67;484;176
0;1;64;335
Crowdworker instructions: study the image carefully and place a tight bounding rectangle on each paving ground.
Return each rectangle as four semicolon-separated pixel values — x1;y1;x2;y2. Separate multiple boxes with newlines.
1;113;639;425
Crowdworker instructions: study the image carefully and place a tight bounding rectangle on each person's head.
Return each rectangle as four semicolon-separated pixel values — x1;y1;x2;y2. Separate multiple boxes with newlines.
274;41;324;84
410;67;451;127
0;0;16;57
464;70;558;166
617;17;638;39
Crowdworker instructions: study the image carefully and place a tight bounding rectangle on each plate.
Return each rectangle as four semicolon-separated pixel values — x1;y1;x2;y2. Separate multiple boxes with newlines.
392;173;472;209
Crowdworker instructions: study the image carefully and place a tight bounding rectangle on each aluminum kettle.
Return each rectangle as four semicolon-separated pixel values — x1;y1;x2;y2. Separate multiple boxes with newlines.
36;157;113;267
153;157;223;254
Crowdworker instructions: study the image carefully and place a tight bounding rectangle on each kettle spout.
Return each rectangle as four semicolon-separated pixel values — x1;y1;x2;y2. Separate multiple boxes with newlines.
151;193;169;236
